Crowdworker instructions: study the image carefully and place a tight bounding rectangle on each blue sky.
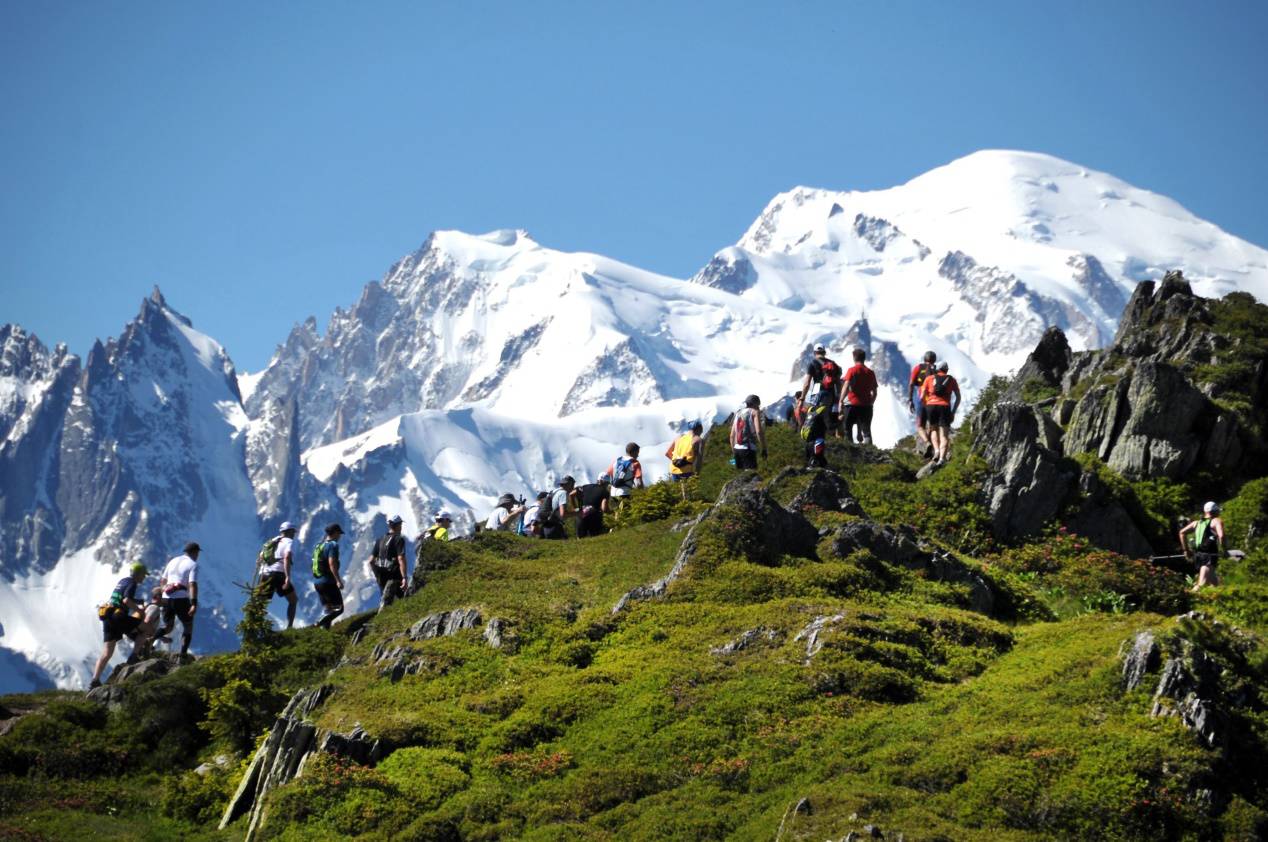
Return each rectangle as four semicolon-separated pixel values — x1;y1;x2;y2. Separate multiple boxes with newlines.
2;1;1266;371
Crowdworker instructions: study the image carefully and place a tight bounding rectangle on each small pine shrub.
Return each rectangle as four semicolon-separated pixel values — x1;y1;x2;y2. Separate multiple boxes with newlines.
378;747;470;809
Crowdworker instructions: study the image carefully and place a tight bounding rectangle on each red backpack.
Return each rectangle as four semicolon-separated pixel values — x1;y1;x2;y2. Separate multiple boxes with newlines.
819;359;841;390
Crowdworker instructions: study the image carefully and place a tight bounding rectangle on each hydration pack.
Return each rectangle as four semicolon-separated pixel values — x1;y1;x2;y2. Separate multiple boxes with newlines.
913;362;935;389
257;536;282;568
612;457;636;489
932;374;951;398
800;405;827;441
819;359;841;391
311;541;330;578
733;410;758;449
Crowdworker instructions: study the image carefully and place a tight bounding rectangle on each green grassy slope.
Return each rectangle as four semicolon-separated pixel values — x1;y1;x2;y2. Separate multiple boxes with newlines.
3;424;1266;841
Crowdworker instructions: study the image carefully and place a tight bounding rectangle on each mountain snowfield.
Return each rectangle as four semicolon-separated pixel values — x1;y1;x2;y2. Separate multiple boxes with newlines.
3;149;1267;692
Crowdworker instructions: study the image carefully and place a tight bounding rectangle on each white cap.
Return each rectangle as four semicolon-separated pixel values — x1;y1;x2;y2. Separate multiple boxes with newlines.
279;521;296;533
436;511;452;521
1203;501;1220;514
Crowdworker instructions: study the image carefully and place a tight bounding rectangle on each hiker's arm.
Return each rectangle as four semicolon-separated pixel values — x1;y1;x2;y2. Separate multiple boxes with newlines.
1215;518;1226;552
695;439;705;470
951;385;961;417
284;550;292;586
331;558;343;589
798;374;812;405
1178;521;1194;551
397;548;407;583
189;582;198;614
757;415;767;455
665;443;674;460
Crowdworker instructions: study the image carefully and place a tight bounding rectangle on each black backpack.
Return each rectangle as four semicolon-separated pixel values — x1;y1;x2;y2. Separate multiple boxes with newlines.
932;374;951;398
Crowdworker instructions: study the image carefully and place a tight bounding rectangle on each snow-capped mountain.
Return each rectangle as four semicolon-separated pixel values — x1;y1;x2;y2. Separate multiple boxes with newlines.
3;150;1267;692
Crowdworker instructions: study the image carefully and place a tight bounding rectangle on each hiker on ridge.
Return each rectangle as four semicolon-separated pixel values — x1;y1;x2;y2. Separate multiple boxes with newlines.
1179;502;1225;591
919;361;960;465
486;494;527;532
841;347;878;445
89;562;152;689
158;542;200;658
520;491;549;537
576;476;612;538
908;351;937;458
604;443;644;505
423;512;455;542
730;394;767;470
666;423;705;483
256;522;298;629
369;515;409;610
542;477;576;540
312;523;345;629
797;345;844;438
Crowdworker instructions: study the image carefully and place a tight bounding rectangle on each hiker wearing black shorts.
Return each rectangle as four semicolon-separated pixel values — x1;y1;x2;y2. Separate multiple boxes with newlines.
730;395;767;470
158;542;200;657
312;523;345;629
257;522;298;629
1179;502;1224;591
370;515;408;611
89;562;151;688
798;346;844;438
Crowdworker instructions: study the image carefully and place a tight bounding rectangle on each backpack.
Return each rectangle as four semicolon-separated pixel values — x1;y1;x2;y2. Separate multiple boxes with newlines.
671;433;696;469
257;536;283;568
612;457;636;489
800;405;826;441
819;359;841;390
932;374;951;398
913;362;935;389
733;408;758;449
311;541;329;578
372;535;399;568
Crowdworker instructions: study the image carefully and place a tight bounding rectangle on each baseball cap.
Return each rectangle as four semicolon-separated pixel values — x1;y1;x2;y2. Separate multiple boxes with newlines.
279;521;296;533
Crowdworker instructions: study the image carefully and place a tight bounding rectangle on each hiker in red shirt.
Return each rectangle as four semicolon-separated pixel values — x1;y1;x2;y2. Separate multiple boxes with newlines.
907;351;937;457
840;347;878;444
919;361;961;465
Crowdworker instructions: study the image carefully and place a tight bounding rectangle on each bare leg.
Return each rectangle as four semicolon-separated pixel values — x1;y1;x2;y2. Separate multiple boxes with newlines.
285;591;297;629
91;640;117;686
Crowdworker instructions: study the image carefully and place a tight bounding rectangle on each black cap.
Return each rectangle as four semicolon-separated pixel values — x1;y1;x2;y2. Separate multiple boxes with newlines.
183;541;201;555
536;491;549;500
924;350;937;362
560;475;575;487
937;361;949;372
325;523;344;536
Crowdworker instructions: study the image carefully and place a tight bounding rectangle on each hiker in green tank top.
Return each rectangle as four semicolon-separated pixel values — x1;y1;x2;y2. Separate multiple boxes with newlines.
1178;501;1224;591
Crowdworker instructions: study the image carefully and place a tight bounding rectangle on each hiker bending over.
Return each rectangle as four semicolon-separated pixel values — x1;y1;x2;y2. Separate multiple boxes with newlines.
89;562;152;689
731;395;767;470
798;345;844;438
908;350;937;458
370;514;409;610
604;443;644;505
667;423;705;482
520;491;549;537
1179;502;1224;591
841;347;878;445
312;523;345;629
576;476;612;538
919;361;960;465
423;512;454;542
540;478;575;540
486;494;527;532
158;543;200;657
256;522;298;629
